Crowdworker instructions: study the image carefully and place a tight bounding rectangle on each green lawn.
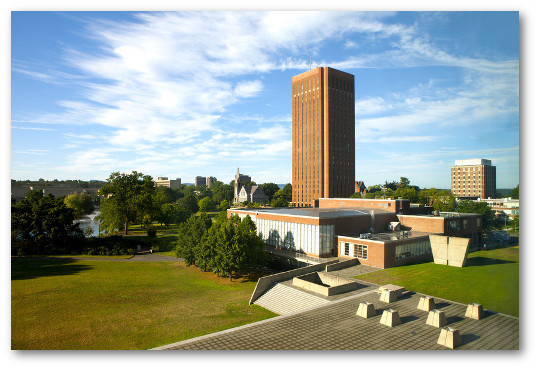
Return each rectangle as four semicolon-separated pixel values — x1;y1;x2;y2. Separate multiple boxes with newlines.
11;257;276;350
355;246;519;317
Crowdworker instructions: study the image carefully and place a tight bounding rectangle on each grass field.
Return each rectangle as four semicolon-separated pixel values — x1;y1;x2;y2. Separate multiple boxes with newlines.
11;257;276;350
355;246;519;317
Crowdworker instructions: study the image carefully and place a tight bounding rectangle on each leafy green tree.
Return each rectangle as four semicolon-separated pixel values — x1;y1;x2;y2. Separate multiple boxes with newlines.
176;213;212;266
218;199;230;212
11;191;85;255
271;196;289;207
397;177;410;188
456;200;495;230
64;192;95;216
98;171;156;235
364;192;377;199
350;192;362;199
211;215;266;281
177;194;199;214
393;187;418;203
510;184;519;199
198;196;215;212
280;183;292;202
211;181;233;203
261;183;280;202
384;181;398;190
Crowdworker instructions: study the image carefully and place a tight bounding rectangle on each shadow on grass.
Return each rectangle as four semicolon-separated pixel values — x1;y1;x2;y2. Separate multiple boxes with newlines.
465;257;516;267
11;257;93;281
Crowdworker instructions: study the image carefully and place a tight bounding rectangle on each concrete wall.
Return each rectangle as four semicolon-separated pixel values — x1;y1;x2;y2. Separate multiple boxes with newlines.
249;260;338;304
292;272;357;296
325;258;359;272
429;235;470;267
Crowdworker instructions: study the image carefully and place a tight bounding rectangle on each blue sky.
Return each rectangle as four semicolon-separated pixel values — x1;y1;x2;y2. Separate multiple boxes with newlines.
11;11;520;189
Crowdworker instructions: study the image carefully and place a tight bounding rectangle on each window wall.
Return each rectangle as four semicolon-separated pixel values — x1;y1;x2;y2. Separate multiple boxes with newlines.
395;240;431;261
255;218;334;256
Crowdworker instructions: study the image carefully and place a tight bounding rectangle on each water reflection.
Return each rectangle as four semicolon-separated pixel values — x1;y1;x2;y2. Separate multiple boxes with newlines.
75;210;101;237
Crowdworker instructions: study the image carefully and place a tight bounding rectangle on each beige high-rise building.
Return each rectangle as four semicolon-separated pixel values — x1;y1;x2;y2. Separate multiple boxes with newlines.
451;159;496;199
292;67;355;207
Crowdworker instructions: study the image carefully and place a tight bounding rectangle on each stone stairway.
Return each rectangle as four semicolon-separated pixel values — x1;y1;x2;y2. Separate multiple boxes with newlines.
254;283;330;315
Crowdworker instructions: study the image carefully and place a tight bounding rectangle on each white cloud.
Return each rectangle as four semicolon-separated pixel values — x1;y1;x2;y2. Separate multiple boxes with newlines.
11;11;519;184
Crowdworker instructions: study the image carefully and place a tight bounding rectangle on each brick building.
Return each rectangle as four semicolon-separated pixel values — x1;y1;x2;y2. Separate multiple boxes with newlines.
292;67;355;207
451;159;496;199
228;198;482;268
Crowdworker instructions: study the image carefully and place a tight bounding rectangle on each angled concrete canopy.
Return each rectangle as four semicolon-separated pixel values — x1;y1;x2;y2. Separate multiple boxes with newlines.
429;235;470;267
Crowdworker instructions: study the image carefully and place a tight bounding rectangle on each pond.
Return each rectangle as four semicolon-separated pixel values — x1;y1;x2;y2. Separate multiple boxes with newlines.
75;210;101;237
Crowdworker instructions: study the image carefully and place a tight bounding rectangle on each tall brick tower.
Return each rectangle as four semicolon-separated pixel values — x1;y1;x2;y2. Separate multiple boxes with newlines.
292;67;355;207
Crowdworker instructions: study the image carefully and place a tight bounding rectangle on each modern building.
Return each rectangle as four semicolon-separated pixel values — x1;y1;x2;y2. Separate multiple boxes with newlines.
194;176;206;187
206;176;217;188
154;177;182;189
292;67;355;207
451;159;496;199
228;198;482;268
477;197;519;219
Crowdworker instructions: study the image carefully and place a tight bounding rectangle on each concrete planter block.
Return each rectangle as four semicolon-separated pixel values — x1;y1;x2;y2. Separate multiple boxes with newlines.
426;309;447;328
356;302;376;318
380;308;401;327
465;303;485;320
417;296;435;311
380;289;397;303
437;327;462;349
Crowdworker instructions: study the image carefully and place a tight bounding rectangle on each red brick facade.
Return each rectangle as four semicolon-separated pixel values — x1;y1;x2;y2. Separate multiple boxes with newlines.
292;67;355;207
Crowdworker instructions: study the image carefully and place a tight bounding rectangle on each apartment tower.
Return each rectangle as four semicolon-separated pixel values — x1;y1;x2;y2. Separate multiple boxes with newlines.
292;67;355;207
451;159;496;199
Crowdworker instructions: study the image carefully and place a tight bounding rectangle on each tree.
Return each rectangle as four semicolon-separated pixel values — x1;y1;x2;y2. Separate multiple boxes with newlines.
176;213;212;266
261;183;280;202
384;181;398;191
98;171;155;235
211;215;266;281
177;194;199;214
198;196;215;212
211;181;233;203
64;193;95;216
393;187;418;203
11;191;85;255
456;200;495;230
218;199;230;212
510;184;519;199
397;177;410;188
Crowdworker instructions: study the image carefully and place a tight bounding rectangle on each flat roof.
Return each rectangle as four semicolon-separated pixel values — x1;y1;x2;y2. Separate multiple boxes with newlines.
341;230;433;242
155;281;518;350
230;207;393;219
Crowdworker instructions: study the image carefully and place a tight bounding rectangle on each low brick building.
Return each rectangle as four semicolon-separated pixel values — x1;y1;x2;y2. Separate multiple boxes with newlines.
228;198;483;268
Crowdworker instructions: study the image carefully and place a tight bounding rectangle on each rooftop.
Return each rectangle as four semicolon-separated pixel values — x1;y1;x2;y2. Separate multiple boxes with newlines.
153;264;518;350
230;207;393;219
343;230;433;242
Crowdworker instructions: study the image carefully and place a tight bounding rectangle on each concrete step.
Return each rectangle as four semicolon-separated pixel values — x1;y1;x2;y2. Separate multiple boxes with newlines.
254;283;329;315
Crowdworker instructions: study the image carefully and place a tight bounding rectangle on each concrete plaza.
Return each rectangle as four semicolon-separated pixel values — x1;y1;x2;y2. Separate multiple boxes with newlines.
153;280;519;350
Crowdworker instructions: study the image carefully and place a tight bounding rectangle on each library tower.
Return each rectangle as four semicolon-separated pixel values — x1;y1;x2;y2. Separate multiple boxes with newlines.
292;67;355;207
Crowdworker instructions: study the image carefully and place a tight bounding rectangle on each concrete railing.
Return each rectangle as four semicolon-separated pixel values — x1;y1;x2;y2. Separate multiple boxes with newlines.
325;258;359;272
249;260;339;305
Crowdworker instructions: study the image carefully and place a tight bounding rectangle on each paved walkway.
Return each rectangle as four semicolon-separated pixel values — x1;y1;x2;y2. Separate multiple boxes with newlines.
153;289;519;350
42;254;182;262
